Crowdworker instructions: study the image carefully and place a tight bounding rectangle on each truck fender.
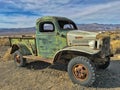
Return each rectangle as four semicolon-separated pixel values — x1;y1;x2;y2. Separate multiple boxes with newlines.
10;44;32;55
10;44;19;54
53;46;100;63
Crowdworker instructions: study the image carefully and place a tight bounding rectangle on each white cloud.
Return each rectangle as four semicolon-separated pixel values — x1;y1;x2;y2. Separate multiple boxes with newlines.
1;0;120;28
0;15;38;28
71;1;120;19
17;0;120;21
15;0;71;11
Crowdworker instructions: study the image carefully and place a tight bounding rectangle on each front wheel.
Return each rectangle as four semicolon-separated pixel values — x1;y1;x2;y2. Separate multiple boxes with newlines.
68;56;96;86
13;50;26;67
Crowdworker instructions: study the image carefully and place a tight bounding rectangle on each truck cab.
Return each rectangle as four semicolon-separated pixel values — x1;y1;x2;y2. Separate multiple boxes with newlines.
36;16;78;58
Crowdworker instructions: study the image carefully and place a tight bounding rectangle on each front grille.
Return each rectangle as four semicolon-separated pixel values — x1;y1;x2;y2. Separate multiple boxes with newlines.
101;37;110;57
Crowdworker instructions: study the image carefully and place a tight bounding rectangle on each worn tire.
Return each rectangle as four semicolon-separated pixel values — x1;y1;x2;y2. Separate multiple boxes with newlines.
13;50;26;67
68;56;96;86
98;57;110;69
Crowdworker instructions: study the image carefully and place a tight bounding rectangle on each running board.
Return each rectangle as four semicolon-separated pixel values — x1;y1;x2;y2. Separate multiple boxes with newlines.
23;55;53;64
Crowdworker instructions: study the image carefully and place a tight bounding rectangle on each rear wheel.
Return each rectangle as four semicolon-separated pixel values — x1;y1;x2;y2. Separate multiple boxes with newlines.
68;56;96;86
13;50;26;67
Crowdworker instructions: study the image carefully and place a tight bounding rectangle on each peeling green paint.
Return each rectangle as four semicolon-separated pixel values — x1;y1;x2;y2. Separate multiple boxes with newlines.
10;38;36;55
35;16;72;58
36;33;67;58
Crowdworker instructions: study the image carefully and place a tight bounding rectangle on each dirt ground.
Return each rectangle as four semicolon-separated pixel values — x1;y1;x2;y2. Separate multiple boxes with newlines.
0;46;120;90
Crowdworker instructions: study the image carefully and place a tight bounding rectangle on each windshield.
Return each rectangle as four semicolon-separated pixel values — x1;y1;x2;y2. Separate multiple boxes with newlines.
58;20;78;30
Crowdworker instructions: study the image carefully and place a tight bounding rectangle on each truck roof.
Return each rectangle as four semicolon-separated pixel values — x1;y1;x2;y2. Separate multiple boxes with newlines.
36;16;73;23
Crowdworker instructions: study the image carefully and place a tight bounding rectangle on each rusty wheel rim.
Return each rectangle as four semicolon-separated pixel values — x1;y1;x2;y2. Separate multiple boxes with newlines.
15;55;21;63
72;64;88;81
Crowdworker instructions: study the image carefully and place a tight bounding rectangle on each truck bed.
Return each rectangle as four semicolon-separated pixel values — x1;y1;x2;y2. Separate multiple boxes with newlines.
9;35;37;56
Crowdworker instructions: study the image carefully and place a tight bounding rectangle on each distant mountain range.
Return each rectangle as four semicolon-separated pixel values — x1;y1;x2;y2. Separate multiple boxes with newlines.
0;27;35;36
77;23;120;31
0;23;120;35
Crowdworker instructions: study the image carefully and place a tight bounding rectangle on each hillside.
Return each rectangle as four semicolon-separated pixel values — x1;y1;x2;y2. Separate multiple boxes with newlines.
0;27;35;36
0;24;120;35
77;23;120;31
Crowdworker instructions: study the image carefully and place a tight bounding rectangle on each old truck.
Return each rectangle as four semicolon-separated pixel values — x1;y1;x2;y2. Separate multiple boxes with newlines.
10;16;110;86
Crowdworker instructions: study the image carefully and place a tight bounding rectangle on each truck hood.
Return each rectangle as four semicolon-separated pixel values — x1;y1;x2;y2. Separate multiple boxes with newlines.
67;30;98;46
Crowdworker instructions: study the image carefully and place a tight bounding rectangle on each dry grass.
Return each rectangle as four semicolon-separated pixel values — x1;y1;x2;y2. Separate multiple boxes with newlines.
2;48;13;61
108;32;120;54
0;37;10;46
97;31;120;54
0;37;12;61
118;55;120;58
111;40;120;54
97;31;120;39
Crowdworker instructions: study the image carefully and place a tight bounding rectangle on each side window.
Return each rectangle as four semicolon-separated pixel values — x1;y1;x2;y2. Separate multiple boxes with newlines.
40;22;55;32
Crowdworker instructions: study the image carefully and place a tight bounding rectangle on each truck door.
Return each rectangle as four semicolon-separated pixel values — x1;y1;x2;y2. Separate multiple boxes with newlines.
36;21;58;58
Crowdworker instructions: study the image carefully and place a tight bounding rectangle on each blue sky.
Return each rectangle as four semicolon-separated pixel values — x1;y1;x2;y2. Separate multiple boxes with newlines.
0;0;120;28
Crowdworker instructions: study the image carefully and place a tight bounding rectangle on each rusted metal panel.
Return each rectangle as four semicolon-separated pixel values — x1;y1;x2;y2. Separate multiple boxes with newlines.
10;37;37;56
23;55;53;64
36;33;67;58
36;16;68;58
54;46;100;56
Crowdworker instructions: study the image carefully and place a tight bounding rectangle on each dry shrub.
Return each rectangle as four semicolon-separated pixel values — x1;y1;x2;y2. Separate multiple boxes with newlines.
2;48;13;61
96;32;108;39
117;55;120;58
111;40;120;54
97;31;120;54
97;31;120;40
0;38;10;46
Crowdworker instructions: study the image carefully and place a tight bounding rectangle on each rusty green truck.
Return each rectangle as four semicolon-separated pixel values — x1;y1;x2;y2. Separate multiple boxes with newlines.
10;16;111;86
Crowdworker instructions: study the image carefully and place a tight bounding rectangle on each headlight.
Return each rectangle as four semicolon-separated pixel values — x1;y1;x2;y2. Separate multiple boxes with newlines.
88;40;96;49
89;40;102;49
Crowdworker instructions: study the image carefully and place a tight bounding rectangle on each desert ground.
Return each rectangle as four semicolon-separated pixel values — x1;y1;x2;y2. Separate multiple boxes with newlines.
0;32;120;90
0;45;120;90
